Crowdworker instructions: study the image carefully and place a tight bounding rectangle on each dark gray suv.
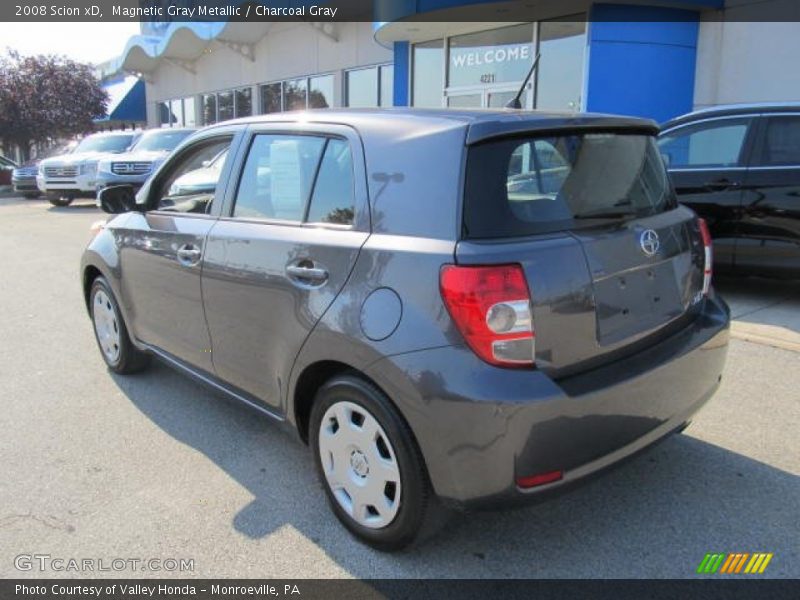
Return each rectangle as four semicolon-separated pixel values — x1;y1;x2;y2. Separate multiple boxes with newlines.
81;109;730;550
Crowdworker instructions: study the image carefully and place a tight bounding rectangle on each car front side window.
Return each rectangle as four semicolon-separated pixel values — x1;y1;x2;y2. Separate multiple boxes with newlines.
150;138;232;214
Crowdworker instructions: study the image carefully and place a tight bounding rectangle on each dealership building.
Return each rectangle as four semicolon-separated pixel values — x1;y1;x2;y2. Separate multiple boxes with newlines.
108;0;800;130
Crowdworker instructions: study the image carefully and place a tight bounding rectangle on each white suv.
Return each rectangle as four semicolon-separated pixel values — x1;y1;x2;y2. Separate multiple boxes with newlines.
38;132;139;206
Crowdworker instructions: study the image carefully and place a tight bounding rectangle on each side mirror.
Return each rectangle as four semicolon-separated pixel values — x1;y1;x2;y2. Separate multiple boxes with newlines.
98;185;138;214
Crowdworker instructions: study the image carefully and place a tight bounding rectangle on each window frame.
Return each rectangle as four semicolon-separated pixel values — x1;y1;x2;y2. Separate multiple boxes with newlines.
412;17;586;110
218;123;369;233
139;129;242;219
344;63;394;108
258;72;336;114
659;114;759;172
749;113;800;170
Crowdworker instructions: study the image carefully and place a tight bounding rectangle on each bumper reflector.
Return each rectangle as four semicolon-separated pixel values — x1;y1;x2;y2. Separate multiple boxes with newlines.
516;470;563;489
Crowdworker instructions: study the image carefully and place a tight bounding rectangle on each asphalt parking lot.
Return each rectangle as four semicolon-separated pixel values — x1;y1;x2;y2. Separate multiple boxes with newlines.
0;195;797;579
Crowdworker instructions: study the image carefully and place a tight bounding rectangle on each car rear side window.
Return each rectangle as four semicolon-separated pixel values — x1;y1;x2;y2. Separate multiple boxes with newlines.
306;139;355;225
754;116;800;167
463;132;675;238
233;134;326;222
658;118;751;168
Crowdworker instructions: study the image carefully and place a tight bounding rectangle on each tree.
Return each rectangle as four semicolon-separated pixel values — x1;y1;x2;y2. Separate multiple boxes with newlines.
0;50;108;160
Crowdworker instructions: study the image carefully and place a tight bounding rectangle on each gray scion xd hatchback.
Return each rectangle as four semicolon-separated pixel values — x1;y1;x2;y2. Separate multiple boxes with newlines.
82;109;730;550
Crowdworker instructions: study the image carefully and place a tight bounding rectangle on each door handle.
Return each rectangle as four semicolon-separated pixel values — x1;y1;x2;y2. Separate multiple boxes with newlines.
286;264;329;284
177;244;202;266
704;178;740;191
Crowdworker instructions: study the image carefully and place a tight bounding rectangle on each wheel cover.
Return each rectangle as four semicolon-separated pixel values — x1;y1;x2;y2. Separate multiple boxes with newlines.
92;289;121;363
318;400;402;529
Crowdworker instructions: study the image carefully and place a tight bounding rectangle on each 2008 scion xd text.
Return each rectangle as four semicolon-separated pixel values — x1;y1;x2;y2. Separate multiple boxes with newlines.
82;109;730;550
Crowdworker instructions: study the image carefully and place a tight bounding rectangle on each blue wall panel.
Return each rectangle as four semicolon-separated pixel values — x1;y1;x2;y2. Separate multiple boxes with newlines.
585;4;699;123
393;41;410;106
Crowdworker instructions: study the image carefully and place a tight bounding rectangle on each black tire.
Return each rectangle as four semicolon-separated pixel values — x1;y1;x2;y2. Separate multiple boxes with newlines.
89;276;150;374
48;195;73;207
23;192;41;199
310;374;445;551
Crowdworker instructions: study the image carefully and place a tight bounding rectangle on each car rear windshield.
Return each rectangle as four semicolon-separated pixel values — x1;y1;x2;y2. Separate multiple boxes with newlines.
463;132;676;238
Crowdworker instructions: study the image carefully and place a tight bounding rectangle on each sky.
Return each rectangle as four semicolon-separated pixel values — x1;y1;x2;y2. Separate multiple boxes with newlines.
0;22;142;65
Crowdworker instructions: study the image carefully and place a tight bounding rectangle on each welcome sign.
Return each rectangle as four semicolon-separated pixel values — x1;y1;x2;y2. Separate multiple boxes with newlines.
449;43;533;86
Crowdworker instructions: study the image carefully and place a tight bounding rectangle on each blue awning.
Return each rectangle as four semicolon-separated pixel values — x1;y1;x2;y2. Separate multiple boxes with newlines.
96;76;146;123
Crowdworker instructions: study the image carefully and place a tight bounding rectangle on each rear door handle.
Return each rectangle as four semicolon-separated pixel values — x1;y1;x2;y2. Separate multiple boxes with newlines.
286;264;329;284
704;178;740;191
177;244;202;266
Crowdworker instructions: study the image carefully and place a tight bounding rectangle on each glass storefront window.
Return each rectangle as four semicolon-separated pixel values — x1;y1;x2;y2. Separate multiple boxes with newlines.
536;18;586;111
448;24;534;88
284;78;308;111
218;91;234;122
158;102;170;128
260;83;282;113
309;75;334;109
412;40;443;108
183;96;196;127
202;94;217;125
235;87;252;118
380;64;394;107
170;98;184;127
346;67;378;107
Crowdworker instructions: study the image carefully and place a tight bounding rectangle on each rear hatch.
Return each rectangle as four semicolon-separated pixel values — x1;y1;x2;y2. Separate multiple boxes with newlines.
458;122;707;378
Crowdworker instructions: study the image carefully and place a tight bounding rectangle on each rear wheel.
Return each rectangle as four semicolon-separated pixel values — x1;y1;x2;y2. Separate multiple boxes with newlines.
310;375;440;551
90;277;150;374
48;194;73;207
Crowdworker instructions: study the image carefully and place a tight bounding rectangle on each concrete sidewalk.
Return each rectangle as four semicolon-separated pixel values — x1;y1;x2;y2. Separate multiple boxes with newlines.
716;277;800;353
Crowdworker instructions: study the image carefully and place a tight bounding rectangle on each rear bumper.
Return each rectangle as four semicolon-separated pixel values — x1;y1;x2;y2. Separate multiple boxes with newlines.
364;295;730;508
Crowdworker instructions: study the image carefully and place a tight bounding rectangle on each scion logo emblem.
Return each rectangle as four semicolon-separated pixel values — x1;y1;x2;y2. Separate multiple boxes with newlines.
639;229;660;257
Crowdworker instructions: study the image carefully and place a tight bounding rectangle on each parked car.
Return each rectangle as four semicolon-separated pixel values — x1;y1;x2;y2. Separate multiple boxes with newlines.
11;142;77;198
95;128;196;198
11;163;40;197
37;131;140;207
659;103;800;278
82;109;730;550
0;155;17;186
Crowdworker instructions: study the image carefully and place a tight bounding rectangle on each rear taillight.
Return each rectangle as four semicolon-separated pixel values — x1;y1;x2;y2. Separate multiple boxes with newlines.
440;264;535;368
516;469;563;489
698;218;713;295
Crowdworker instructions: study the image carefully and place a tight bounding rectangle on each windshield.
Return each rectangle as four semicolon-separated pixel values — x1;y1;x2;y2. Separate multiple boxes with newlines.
463;132;676;238
132;130;193;153
74;135;134;154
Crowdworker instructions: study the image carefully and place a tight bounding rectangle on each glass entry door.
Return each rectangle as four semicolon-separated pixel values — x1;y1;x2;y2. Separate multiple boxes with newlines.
446;84;530;109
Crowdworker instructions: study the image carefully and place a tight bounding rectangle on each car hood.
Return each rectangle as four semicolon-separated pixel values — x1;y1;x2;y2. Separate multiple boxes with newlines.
107;150;170;163
173;166;218;188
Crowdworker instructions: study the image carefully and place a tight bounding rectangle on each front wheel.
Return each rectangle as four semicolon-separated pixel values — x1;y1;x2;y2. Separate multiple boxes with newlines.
310;375;440;551
89;277;150;374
